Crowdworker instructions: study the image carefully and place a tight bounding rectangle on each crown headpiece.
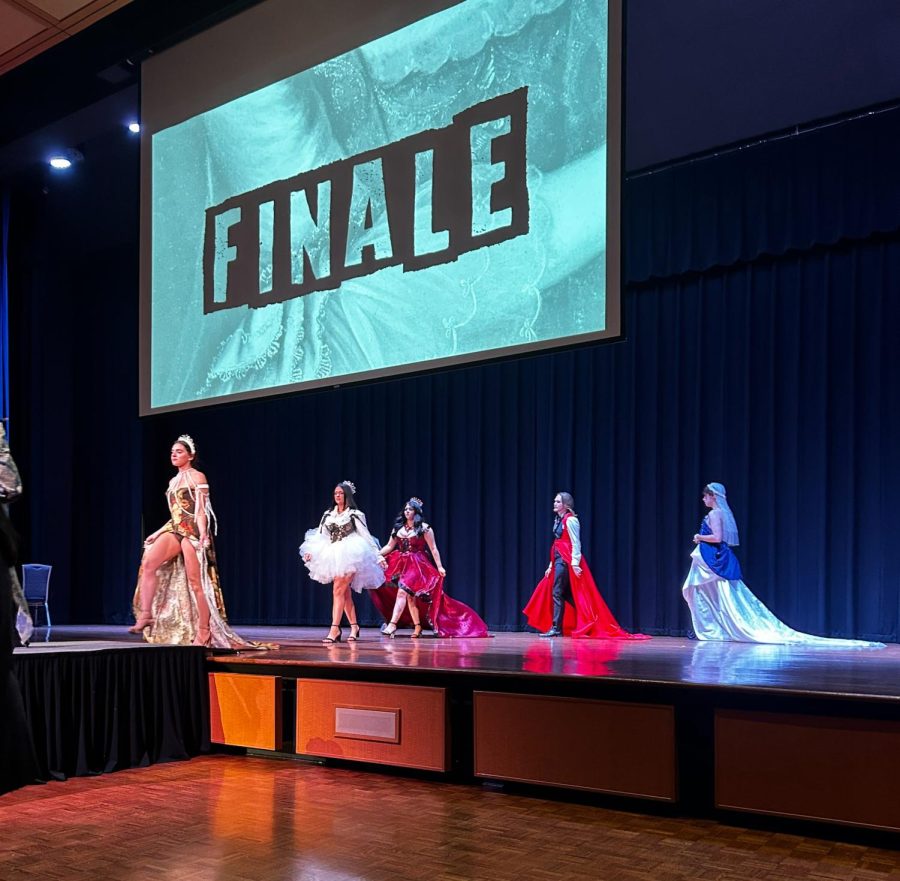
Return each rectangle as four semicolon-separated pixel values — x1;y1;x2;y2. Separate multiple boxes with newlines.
341;479;357;494
409;496;424;508
177;434;196;455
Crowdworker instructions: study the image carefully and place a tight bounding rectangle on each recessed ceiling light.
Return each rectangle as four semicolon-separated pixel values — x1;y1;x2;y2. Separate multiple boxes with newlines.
47;148;84;170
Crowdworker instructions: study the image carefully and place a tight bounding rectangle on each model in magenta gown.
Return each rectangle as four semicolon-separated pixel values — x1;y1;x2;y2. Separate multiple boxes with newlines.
371;498;489;638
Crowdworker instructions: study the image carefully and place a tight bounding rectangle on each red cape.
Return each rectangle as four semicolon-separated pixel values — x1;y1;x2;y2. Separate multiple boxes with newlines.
523;538;648;640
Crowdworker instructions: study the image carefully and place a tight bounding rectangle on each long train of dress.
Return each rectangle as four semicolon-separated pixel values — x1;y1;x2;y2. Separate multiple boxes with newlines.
370;534;489;637
682;525;883;648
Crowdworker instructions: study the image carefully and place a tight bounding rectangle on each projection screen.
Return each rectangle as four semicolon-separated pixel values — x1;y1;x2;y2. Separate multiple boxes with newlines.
140;0;622;414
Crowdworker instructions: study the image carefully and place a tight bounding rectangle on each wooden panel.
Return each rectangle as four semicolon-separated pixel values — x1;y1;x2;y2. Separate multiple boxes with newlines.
0;3;45;53
474;692;676;801
716;710;900;831
26;0;99;18
0;0;131;74
209;672;282;751
296;679;447;771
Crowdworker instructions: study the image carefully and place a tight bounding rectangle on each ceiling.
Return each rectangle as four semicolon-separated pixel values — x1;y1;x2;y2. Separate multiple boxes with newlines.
2;0;900;177
0;0;132;76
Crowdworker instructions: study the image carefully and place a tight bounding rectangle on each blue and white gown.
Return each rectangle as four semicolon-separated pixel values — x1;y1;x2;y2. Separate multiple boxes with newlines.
682;518;883;648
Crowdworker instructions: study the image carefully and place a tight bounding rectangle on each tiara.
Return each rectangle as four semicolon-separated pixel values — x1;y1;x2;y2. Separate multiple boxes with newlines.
409;496;424;508
342;479;357;494
177;434;196;455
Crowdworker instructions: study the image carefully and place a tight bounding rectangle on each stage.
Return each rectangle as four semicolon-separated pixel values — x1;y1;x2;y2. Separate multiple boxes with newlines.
12;627;900;834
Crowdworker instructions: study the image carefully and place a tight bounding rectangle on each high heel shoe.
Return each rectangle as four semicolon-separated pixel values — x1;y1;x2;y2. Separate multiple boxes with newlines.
323;625;342;643
192;626;212;647
410;624;423;639
347;623;361;641
383;621;398;638
127;614;154;634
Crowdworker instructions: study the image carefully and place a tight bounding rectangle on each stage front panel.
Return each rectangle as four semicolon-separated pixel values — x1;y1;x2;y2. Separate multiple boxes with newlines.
209;672;283;751
716;710;900;832
296;679;448;771
473;692;676;800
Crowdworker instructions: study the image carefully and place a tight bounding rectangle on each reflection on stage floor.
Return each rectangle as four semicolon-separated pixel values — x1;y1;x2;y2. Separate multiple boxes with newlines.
28;625;900;700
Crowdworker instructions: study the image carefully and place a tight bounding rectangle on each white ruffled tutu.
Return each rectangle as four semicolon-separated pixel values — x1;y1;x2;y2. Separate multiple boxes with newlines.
300;528;385;592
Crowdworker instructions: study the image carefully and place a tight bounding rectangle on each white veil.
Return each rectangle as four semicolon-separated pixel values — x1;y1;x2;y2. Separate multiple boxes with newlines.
707;482;740;546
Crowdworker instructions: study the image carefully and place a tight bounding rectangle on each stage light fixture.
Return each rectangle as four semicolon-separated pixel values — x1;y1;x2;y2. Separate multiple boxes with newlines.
128;121;141;133
47;148;83;170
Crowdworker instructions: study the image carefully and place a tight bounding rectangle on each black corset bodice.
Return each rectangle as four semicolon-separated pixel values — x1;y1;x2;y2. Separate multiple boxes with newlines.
326;520;355;543
396;534;427;554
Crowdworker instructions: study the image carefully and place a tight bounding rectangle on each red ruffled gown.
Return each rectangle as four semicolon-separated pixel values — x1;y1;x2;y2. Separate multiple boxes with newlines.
370;534;489;637
523;512;649;639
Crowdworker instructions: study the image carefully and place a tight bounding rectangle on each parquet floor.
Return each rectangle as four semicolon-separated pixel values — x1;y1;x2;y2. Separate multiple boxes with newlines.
2;756;899;881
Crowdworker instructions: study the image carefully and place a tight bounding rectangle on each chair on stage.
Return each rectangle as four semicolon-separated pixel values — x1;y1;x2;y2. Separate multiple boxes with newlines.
22;563;52;641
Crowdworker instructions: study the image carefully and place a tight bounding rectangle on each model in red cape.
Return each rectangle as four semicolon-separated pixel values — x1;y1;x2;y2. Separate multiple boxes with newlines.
524;492;648;639
371;497;489;638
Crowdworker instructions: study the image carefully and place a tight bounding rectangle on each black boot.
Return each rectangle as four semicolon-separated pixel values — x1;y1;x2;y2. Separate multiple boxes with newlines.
540;589;565;637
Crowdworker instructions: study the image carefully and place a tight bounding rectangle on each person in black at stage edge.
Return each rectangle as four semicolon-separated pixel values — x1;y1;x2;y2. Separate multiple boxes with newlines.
0;423;32;645
0;426;38;794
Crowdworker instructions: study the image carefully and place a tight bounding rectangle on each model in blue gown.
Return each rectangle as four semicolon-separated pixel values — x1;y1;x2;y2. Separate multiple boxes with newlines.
681;483;883;648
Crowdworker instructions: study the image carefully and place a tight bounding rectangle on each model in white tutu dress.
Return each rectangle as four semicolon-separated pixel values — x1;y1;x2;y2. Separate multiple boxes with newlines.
300;481;384;642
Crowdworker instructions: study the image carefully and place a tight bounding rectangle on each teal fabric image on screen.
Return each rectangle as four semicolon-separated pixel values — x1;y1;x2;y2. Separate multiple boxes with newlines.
149;0;613;411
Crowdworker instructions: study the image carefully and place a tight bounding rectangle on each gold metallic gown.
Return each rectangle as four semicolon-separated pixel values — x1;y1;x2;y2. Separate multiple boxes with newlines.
133;474;269;649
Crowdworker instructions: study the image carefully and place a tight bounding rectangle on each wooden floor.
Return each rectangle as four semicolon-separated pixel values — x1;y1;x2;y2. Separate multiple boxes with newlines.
2;755;899;881
40;625;900;700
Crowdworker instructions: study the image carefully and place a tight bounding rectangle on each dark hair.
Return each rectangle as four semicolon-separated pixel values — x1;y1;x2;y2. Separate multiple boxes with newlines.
556;491;575;514
335;482;358;509
392;497;426;536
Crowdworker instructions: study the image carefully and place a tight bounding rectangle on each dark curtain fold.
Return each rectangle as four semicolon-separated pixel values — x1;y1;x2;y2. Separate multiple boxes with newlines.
625;107;900;283
7;108;899;642
1;189;10;427
13;646;209;780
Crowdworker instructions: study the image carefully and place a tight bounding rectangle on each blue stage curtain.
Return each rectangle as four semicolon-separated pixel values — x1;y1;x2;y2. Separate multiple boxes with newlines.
0;190;10;433
626;107;900;283
7;109;900;641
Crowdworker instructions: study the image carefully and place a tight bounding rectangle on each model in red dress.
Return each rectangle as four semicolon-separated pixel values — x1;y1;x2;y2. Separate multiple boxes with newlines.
523;492;648;639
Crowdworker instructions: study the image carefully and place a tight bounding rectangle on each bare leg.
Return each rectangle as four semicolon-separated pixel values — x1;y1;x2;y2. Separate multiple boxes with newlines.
181;537;211;645
130;533;181;631
343;589;357;626
389;590;408;624
343;584;361;640
384;590;409;637
407;594;423;637
326;576;352;642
